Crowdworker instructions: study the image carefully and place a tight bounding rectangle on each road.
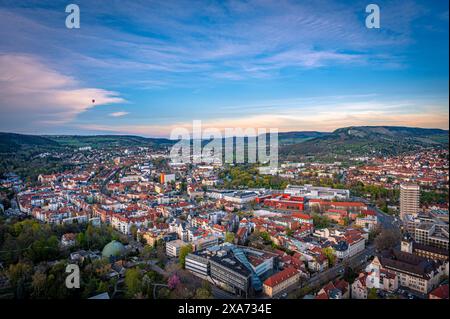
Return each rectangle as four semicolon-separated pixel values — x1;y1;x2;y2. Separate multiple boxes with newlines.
305;245;375;288
278;245;375;298
350;196;401;231
370;204;400;230
128;259;170;277
281;200;401;296
146;260;167;276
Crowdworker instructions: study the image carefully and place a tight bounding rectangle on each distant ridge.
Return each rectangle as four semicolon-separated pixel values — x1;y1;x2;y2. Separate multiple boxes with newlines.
0;132;59;152
1;126;448;157
0;132;174;152
281;126;449;158
277;131;330;145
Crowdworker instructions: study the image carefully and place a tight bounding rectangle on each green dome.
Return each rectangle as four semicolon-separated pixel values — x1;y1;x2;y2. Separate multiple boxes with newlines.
102;240;125;258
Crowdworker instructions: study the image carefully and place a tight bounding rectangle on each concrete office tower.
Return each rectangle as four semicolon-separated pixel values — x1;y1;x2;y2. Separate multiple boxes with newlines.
400;184;420;219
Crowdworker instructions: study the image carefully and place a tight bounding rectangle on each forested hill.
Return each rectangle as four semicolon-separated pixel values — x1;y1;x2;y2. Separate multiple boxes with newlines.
280;126;449;158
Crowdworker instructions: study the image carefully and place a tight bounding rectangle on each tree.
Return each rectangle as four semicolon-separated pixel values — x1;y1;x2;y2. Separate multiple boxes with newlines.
168;274;180;290
97;281;110;294
165;262;182;275
44;261;76;299
124;268;142;298
157;287;171;299
421;190;449;206
140;245;155;259
179;245;193;268
27;235;60;262
7;262;32;293
194;287;213;299
368;288;378;299
374;229;401;251
139;233;148;245
342;217;350;226
225;232;235;243
130;224;138;240
156;241;167;264
31;271;47;298
343;267;357;283
83;276;100;299
312;214;331;229
368;225;382;242
260;231;271;242
289;285;313;299
76;232;86;248
170;283;193;299
322;247;336;266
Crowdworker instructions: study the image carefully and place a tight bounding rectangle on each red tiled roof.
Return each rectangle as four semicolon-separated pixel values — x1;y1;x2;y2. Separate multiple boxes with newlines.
263;267;299;288
334;279;349;294
291;213;312;220
314;292;329;299
309;200;366;208
364;210;377;216
273;249;286;257
236;227;247;238
332;202;366;207
430;284;449;299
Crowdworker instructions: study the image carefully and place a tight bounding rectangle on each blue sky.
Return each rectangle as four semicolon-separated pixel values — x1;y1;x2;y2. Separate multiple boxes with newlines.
0;0;448;137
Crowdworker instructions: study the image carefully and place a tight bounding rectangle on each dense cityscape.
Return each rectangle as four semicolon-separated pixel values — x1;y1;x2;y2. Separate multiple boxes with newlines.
0;142;448;300
0;0;448;311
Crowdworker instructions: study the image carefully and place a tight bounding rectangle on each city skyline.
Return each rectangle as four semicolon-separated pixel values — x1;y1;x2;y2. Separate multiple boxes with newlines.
0;0;449;305
0;0;448;137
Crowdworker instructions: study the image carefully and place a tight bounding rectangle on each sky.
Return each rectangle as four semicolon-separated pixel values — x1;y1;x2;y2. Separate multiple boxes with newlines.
0;0;448;137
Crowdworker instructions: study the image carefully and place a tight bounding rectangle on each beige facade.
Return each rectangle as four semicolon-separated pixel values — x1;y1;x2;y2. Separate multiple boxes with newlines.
263;269;300;297
400;184;420;219
414;223;449;251
351;277;368;299
373;254;446;294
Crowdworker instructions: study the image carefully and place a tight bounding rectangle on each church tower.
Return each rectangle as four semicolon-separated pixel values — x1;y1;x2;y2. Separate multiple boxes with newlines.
400;233;414;254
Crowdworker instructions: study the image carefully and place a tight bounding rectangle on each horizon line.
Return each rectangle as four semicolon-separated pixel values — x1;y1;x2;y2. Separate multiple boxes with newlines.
1;124;449;140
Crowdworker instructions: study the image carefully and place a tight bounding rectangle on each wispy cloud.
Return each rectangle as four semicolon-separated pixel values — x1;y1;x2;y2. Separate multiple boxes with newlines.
76;97;449;137
0;54;124;131
109;111;129;117
0;0;431;83
0;0;447;135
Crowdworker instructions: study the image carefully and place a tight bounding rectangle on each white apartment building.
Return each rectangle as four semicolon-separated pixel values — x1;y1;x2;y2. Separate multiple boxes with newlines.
166;239;187;257
285;184;350;200
333;237;365;259
355;215;378;231
223;191;258;204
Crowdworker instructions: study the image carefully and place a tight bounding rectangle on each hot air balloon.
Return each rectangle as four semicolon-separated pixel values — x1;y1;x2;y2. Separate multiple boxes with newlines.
92;99;96;104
